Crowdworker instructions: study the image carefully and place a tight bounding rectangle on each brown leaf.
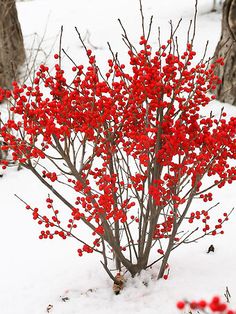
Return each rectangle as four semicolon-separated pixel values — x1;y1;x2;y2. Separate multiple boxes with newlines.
113;273;125;295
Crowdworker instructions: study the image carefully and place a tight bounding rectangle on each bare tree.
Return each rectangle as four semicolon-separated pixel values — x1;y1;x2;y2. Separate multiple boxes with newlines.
212;0;236;104
0;0;25;89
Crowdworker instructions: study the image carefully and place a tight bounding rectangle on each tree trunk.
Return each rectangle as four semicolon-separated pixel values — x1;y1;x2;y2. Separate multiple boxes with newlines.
212;0;236;105
212;0;217;12
0;0;25;89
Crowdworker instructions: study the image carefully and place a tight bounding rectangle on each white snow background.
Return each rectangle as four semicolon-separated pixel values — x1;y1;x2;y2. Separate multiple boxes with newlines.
0;0;236;313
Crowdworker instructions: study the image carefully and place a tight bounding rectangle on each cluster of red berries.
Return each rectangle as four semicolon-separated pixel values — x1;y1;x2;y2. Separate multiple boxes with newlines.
0;34;235;265
177;296;236;314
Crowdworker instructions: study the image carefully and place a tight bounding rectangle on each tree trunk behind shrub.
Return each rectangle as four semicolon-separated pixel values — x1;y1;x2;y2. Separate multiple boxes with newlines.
0;0;25;88
212;0;236;105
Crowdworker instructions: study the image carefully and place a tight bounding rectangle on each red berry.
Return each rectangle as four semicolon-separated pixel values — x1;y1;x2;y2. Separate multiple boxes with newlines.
176;301;185;310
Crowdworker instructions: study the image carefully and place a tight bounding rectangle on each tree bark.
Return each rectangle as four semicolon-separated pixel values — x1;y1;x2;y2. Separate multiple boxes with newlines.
212;0;236;105
0;0;25;88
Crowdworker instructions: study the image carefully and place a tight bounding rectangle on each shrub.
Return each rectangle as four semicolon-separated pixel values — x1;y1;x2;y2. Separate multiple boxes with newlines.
0;24;236;282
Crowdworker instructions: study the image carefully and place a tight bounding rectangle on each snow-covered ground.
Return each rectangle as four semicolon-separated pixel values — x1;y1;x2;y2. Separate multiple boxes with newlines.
1;0;236;313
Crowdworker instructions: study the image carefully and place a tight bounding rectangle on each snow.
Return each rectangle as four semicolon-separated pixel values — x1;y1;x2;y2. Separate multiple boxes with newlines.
0;0;236;313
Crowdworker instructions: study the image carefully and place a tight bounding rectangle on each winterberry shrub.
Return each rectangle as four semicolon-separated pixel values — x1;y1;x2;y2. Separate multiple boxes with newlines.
0;29;236;280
